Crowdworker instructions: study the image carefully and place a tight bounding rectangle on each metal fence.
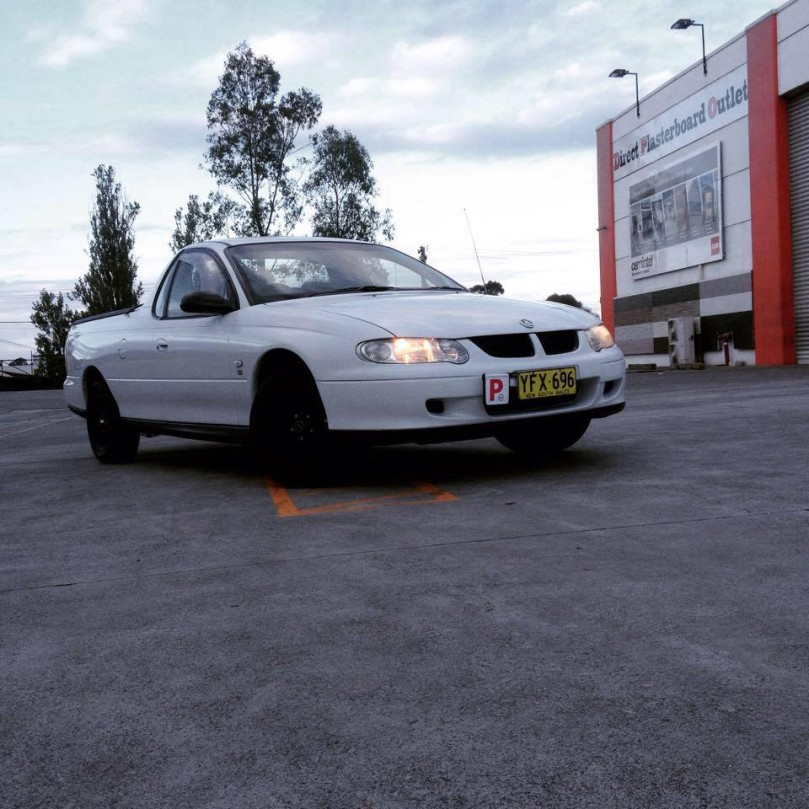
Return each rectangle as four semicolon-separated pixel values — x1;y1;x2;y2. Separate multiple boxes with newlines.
0;356;39;377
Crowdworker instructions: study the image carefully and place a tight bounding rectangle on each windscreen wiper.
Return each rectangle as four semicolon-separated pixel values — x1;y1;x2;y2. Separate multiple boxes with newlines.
299;285;463;298
301;285;396;297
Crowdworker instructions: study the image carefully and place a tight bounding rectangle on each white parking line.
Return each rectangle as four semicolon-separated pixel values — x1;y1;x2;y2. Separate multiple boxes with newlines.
0;416;74;438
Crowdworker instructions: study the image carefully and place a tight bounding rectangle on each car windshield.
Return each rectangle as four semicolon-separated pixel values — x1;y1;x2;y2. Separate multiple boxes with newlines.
225;241;466;304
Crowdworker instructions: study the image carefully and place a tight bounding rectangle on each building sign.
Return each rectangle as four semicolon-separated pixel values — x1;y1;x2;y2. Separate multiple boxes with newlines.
613;65;747;180
629;143;722;279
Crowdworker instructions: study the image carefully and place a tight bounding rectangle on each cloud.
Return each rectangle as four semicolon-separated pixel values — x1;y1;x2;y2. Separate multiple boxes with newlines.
326;34;623;161
0;142;29;158
389;36;472;74
359;118;604;159
0;121;203;166
338;77;379;98
564;1;601;18
37;0;154;68
387;77;440;99
174;50;227;89
175;31;339;89
125;119;207;156
251;31;338;67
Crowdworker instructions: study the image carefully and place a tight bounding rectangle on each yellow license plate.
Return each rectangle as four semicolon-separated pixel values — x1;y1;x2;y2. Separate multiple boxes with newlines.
517;367;577;400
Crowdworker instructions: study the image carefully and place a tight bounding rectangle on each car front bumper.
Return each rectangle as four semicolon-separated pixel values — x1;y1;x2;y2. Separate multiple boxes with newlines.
319;355;626;432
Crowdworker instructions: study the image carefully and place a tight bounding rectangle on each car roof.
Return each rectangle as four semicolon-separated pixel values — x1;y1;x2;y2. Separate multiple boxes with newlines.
194;236;375;248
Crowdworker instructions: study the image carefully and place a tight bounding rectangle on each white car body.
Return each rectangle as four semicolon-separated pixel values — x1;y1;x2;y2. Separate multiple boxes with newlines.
64;238;625;468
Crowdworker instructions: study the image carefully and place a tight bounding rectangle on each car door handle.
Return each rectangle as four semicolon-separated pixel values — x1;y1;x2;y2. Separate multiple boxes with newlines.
155;339;168;351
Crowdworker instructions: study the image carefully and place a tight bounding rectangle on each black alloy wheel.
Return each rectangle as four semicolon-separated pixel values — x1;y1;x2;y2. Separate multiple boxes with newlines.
252;373;332;485
86;377;140;463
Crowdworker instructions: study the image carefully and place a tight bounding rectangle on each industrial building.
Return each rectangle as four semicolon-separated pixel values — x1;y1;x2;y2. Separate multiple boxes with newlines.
597;0;809;365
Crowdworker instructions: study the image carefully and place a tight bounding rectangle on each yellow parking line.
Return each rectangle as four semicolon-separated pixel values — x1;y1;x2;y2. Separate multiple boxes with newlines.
263;477;457;518
413;480;458;503
264;479;302;517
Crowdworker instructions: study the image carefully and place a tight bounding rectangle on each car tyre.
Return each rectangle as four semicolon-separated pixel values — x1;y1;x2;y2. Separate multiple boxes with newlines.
252;372;333;486
86;376;140;463
496;416;591;456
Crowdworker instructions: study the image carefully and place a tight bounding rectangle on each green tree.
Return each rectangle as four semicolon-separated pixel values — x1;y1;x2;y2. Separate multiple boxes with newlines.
546;293;594;313
204;41;322;237
470;280;505;295
73;165;142;316
304;125;394;241
30;290;78;382
170;192;236;251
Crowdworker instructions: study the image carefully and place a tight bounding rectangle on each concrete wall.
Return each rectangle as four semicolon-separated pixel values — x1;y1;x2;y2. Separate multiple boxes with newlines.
779;0;809;95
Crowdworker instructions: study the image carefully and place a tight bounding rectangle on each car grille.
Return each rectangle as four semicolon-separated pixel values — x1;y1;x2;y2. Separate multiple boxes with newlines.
468;334;535;358
537;330;579;355
469;330;579;358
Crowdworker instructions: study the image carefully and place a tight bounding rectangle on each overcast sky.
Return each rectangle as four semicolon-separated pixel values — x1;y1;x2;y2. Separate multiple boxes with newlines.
0;0;778;356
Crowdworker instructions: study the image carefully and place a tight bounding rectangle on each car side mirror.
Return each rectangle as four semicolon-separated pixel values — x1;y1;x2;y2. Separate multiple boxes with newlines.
180;291;237;315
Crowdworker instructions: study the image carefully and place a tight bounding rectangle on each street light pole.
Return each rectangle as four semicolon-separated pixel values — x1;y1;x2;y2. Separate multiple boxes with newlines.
609;69;640;117
671;18;707;76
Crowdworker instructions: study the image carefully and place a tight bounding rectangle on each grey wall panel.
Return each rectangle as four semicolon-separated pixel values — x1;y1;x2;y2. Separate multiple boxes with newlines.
789;90;809;363
699;272;752;298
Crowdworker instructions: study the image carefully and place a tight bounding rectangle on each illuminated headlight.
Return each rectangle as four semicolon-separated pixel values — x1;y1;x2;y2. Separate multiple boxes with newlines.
357;338;469;364
585;324;615;351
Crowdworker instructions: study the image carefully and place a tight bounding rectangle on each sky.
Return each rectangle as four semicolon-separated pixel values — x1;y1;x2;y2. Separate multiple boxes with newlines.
0;0;779;358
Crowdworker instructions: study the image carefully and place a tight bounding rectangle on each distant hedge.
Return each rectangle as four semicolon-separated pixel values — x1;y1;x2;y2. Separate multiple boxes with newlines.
0;376;62;392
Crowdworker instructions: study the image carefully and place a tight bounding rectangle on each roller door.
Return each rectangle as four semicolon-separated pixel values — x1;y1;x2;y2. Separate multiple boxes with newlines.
790;91;809;364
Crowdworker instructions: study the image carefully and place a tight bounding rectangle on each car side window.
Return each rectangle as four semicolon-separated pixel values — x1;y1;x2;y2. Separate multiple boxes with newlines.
164;252;236;318
153;263;174;317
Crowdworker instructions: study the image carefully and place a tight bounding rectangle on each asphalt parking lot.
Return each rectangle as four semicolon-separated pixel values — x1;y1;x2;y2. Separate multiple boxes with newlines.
3;367;809;808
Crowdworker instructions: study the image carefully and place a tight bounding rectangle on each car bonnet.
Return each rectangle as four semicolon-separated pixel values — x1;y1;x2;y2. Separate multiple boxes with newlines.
298;291;596;337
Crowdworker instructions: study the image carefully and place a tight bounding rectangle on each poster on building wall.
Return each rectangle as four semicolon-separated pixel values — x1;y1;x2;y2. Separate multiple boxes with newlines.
629;143;722;279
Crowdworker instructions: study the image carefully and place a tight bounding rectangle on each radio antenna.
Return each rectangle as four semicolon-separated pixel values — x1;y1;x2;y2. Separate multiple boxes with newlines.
463;208;487;287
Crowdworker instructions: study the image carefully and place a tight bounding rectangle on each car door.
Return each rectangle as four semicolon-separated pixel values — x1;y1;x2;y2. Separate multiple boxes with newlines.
145;249;243;426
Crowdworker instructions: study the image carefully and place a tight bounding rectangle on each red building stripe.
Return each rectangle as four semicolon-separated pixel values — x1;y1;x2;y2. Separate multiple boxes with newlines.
597;122;617;334
747;13;795;365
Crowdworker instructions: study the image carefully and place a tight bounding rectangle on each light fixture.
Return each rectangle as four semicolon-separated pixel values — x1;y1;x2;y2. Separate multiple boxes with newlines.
671;18;707;76
609;69;640;118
